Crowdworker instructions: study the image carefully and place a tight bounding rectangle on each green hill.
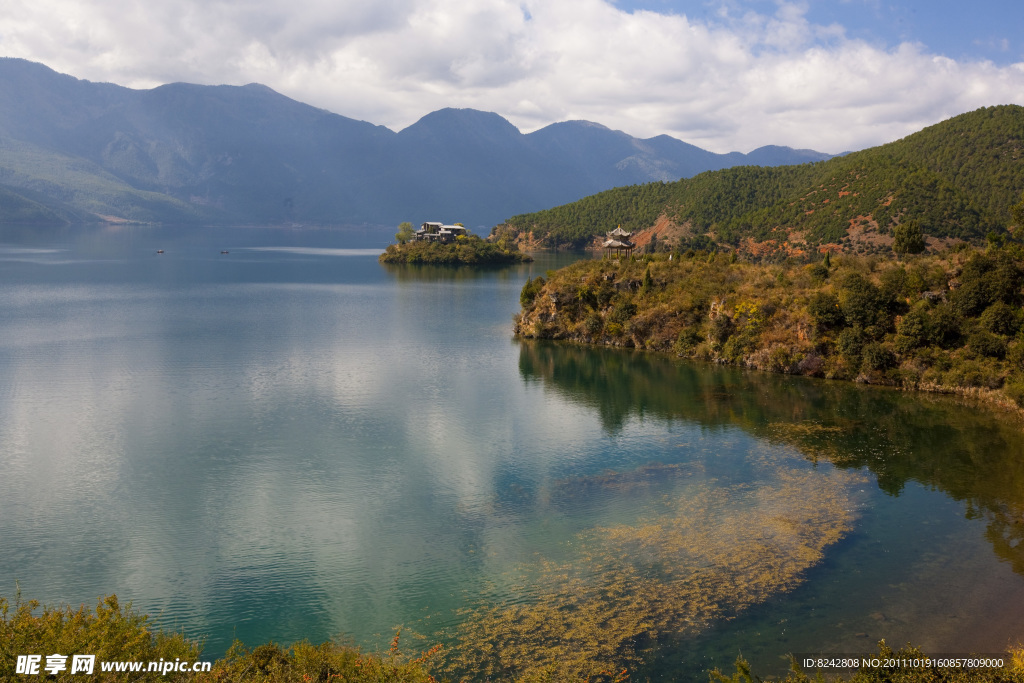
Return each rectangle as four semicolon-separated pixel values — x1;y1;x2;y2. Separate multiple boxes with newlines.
499;106;1024;251
0;184;71;224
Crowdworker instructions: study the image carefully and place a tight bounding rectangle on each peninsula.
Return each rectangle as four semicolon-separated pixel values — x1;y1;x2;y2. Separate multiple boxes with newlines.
515;244;1024;415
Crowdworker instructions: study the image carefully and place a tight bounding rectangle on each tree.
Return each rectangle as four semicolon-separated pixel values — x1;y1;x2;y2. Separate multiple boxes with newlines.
1012;192;1024;228
641;264;653;294
395;222;414;244
892;219;925;257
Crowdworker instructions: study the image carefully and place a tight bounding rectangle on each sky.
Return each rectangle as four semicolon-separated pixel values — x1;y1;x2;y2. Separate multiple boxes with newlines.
1;0;1023;153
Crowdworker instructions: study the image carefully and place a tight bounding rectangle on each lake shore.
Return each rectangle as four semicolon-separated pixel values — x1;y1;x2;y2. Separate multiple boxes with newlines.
514;248;1024;423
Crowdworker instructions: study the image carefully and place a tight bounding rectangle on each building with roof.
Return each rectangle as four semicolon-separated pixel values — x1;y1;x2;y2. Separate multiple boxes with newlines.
413;222;469;243
603;225;634;257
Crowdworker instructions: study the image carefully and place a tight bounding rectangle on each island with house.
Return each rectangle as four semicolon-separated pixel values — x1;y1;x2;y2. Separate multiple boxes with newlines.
379;221;533;265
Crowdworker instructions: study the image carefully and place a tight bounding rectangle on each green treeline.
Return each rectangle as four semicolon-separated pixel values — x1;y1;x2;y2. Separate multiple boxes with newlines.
379;235;533;265
515;245;1024;411
500;105;1024;249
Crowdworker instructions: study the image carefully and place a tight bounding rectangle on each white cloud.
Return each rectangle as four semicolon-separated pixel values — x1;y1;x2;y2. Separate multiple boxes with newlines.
1;0;1023;153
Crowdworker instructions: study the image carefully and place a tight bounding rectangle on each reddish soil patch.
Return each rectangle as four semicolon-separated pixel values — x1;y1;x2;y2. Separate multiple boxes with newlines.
847;215;893;249
514;230;546;251
738;237;807;259
925;235;966;251
95;214;133;224
628;215;693;250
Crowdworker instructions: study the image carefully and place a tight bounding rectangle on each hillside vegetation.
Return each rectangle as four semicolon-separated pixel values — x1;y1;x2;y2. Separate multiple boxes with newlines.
498;106;1024;251
515;244;1024;412
6;592;1024;682
379;234;532;265
0;185;71;224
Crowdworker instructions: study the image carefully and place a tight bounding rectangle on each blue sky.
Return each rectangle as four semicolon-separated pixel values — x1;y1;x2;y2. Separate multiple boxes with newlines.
2;0;1023;153
616;0;1021;64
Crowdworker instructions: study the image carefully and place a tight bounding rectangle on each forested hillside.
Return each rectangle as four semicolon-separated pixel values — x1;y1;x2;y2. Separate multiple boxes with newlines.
499;106;1024;251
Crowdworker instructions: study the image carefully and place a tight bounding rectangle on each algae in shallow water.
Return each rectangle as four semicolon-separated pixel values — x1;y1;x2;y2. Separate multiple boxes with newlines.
444;452;866;681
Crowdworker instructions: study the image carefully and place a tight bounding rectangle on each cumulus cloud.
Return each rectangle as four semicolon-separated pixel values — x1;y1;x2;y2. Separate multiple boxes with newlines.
2;0;1023;152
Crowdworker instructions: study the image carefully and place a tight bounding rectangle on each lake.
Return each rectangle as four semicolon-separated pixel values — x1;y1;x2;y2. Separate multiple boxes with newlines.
2;224;1023;679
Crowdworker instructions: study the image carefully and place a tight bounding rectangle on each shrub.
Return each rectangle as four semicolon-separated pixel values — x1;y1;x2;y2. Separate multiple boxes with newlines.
766;345;796;373
708;313;734;345
608;300;637;325
968;331;1008;359
838;273;883;328
1008;341;1024;367
835;326;865;358
807;292;844;329
895;307;929;350
211;635;441;683
950;251;1024;317
926;303;962;348
674;328;703;356
1005;376;1024;408
980;301;1022;336
806;263;829;282
861;342;897;372
1;593;200;682
879;266;913;304
520;276;546;307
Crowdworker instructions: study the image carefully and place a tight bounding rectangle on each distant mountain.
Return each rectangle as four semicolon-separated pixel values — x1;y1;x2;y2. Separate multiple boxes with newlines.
499;105;1024;251
0;58;837;228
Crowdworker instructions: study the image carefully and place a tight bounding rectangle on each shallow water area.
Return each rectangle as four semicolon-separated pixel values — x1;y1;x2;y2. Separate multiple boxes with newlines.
1;224;1023;679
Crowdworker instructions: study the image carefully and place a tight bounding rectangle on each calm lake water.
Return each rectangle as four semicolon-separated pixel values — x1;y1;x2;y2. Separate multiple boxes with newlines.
2;225;1024;679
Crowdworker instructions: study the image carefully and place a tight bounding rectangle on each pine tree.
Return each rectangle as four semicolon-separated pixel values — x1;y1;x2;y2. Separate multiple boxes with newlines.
641;265;653;294
893;220;926;257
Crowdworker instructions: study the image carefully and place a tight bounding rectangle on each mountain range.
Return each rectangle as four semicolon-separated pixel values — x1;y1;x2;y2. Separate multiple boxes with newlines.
0;58;835;229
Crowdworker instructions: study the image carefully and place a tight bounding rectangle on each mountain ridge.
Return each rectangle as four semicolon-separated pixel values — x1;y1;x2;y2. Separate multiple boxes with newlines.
0;57;839;228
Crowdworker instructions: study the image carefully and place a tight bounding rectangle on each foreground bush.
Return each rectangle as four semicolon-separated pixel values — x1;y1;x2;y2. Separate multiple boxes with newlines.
1;592;200;682
7;593;1024;682
207;633;442;683
2;593;439;683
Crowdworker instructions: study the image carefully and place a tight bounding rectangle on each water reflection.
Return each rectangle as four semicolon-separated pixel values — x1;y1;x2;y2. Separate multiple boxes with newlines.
447;452;863;680
517;339;1024;579
4;227;1022;678
380;251;583;284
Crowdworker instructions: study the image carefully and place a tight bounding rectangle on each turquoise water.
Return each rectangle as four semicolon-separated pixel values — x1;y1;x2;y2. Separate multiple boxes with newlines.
1;225;1023;679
